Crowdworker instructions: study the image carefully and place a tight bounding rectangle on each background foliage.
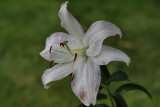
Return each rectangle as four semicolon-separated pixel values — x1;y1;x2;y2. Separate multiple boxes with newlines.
0;0;159;106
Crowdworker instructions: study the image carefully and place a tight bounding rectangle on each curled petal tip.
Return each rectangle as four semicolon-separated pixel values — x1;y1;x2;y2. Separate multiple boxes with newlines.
44;85;50;89
126;59;130;66
64;1;69;4
117;28;122;38
124;55;130;66
61;1;69;9
119;33;122;38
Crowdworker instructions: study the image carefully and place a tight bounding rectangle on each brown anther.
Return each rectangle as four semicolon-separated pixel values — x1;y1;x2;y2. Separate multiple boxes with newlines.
49;46;52;54
50;60;54;68
73;53;77;62
60;41;68;47
70;74;74;82
60;43;64;47
64;41;68;44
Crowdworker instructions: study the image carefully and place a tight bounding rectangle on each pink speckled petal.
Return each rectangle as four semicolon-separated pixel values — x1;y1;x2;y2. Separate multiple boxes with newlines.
71;57;101;106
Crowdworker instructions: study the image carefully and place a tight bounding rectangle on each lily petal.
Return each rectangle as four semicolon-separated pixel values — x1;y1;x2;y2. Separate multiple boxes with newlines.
83;21;122;56
40;32;73;63
94;45;130;66
42;62;74;89
71;58;101;106
58;1;85;42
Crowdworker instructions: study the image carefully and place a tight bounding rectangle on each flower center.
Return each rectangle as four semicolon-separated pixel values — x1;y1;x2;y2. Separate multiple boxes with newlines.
49;41;87;81
60;41;74;55
49;41;86;65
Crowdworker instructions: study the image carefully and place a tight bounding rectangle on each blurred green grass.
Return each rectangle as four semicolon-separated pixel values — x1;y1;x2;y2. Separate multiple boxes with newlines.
0;0;159;106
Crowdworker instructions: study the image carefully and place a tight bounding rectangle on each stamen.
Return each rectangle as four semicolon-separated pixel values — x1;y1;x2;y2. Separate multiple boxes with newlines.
50;60;54;68
70;74;74;82
60;41;73;55
49;46;52;54
73;53;77;62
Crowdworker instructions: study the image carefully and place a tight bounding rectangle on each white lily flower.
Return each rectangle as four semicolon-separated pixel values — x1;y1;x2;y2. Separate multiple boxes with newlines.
40;1;130;106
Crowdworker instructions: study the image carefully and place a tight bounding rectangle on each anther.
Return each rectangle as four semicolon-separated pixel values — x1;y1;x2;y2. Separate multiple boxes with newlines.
50;60;54;68
73;53;77;62
64;41;68;44
70;74;74;82
60;41;68;47
60;43;64;47
49;46;52;54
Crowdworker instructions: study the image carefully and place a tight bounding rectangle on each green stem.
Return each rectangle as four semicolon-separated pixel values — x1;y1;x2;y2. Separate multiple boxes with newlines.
106;85;115;107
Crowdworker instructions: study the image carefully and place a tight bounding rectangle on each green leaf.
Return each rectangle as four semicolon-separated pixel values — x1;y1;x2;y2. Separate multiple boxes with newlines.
100;65;110;85
94;104;109;107
107;71;129;85
114;83;152;100
112;93;128;107
97;93;107;101
99;85;103;91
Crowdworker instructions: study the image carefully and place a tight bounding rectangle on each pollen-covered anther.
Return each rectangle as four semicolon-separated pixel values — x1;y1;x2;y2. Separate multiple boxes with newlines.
70;74;74;82
49;46;53;54
50;60;54;68
73;53;78;62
